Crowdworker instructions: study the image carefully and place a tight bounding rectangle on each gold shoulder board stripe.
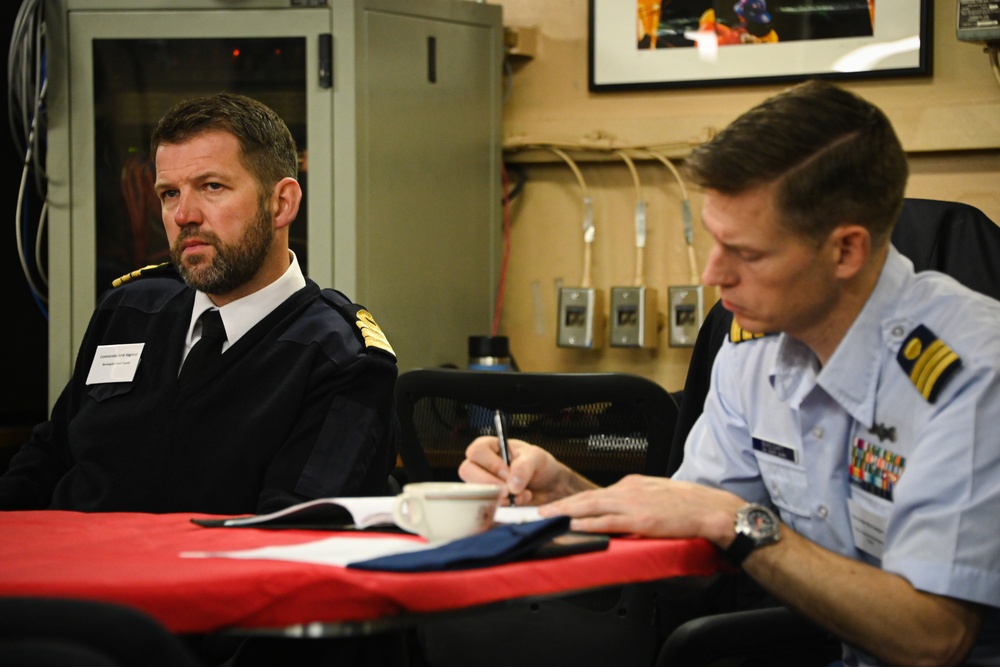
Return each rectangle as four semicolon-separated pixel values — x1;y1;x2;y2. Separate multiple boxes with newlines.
354;309;396;358
896;324;961;403
729;319;766;344
111;262;172;288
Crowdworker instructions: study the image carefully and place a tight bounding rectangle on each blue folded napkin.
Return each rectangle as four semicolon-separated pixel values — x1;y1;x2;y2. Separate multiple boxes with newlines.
347;516;571;572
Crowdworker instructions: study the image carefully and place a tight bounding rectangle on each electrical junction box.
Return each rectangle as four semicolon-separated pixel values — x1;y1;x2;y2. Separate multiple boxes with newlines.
609;287;658;348
957;0;1000;44
557;287;605;349
668;285;704;347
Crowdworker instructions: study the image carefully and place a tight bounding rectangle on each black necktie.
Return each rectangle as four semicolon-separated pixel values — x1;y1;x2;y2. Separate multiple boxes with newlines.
179;309;227;386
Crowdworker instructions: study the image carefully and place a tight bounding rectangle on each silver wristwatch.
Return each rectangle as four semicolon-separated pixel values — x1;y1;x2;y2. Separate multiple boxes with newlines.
722;503;781;567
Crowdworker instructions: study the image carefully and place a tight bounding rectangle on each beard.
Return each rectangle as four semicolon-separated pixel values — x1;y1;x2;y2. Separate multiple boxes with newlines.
170;204;274;295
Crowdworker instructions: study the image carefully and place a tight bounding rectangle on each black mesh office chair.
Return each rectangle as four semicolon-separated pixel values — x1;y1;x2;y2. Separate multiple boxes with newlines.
395;368;679;667
396;368;678;487
657;198;1000;666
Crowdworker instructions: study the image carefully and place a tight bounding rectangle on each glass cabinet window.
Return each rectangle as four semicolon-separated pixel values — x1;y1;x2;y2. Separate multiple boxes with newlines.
91;37;307;293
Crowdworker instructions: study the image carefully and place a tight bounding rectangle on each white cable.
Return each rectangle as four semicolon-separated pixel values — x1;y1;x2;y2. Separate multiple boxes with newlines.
9;0;48;304
614;150;647;287
544;146;595;288
31;21;47;194
35;200;48;287
8;0;44;166
16;75;48;292
17;144;47;303
645;149;699;285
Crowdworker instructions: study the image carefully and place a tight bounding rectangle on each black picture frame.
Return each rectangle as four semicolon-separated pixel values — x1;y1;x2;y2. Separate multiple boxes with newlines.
589;0;932;91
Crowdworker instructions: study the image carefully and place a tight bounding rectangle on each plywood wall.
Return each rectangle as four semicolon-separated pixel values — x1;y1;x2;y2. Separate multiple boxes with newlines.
491;0;1000;391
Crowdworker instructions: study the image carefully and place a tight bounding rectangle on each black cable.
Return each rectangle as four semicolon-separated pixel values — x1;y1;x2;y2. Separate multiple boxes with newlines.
503;162;526;203
8;0;45;178
9;0;49;311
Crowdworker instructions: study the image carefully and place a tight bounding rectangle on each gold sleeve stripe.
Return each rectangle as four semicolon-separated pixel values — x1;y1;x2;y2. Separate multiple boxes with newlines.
897;324;961;403
910;340;960;401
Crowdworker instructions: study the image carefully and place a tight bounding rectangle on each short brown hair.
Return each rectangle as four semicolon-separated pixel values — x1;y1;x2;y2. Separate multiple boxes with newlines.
151;93;298;200
684;80;908;245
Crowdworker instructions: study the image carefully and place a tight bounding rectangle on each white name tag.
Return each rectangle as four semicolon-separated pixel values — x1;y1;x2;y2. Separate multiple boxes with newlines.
848;497;888;560
86;343;145;385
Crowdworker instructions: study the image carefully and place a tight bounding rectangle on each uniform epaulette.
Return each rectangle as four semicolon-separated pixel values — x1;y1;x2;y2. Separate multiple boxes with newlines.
897;324;961;403
729;319;769;344
353;308;396;358
111;262;176;288
319;289;396;358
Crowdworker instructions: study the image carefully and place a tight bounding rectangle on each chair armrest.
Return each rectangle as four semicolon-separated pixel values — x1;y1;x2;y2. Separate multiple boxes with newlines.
656;606;838;666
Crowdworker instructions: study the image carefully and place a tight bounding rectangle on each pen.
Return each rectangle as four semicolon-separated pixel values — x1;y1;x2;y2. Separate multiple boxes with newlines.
493;409;516;506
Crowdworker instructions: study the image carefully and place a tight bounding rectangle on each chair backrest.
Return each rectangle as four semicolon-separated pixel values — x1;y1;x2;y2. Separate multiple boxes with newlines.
892;197;1000;300
395;368;679;486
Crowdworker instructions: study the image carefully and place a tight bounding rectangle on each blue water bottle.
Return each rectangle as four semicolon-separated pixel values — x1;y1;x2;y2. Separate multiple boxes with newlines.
468;336;511;431
468;335;511;373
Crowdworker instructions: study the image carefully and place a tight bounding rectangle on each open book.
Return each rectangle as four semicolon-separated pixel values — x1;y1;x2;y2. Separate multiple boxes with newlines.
191;497;542;531
191;497;396;530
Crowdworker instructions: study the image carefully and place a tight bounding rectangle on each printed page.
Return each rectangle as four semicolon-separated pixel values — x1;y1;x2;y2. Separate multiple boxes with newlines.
494;505;543;524
182;535;432;567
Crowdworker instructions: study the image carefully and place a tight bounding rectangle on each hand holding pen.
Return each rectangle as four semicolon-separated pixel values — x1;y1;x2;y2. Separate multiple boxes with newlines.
493;409;517;507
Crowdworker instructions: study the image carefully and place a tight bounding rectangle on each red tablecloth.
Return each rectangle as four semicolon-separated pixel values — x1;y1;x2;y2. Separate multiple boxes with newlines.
0;510;721;634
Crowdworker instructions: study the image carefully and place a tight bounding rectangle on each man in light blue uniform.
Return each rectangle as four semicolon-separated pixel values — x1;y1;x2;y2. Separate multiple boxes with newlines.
459;80;1000;665
683;244;1000;665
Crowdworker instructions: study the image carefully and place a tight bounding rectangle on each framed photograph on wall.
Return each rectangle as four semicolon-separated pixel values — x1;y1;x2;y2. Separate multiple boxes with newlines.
589;0;931;91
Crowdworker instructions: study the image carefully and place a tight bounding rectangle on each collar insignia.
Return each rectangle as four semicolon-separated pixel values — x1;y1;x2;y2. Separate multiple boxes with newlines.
870;422;896;443
729;319;768;344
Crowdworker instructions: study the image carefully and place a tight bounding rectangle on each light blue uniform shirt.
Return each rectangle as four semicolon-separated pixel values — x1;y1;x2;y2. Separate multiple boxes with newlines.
676;247;1000;666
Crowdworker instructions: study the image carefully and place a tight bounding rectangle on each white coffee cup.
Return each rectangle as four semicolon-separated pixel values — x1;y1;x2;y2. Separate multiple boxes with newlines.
392;482;502;543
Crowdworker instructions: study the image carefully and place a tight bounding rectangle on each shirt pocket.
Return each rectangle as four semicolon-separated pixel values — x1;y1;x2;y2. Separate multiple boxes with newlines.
754;455;812;519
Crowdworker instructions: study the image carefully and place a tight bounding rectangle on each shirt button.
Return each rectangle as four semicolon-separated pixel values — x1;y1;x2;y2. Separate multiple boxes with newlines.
770;481;782;500
892;325;905;338
812;427;824;439
817;505;829;519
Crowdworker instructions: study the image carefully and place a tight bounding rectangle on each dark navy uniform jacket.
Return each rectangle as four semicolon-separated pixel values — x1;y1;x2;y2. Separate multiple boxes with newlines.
0;273;399;514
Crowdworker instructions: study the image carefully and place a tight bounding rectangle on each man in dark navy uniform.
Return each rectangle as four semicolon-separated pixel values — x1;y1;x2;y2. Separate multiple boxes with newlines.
0;93;399;515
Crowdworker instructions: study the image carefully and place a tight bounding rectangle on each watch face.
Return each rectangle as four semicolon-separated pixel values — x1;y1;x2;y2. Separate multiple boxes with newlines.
745;506;778;538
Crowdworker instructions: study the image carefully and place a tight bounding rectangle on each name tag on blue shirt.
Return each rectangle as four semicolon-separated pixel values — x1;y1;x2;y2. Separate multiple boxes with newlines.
752;437;799;464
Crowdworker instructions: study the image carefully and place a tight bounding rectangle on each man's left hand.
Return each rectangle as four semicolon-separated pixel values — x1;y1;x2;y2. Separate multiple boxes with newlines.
538;474;744;547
